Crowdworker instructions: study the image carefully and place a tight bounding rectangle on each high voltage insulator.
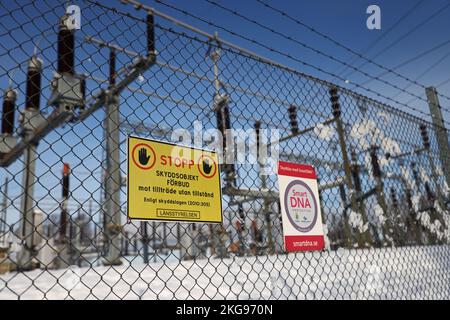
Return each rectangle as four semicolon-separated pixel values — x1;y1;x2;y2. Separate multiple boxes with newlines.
215;94;231;146
25;56;42;110
288;104;298;134
329;86;341;118
62;163;70;198
50;14;85;112
80;77;86;101
254;120;261;160
238;204;245;231
419;124;430;149
60;162;70;241
370;146;382;179
57;15;75;74
390;187;398;209
147;12;155;55
1;88;17;135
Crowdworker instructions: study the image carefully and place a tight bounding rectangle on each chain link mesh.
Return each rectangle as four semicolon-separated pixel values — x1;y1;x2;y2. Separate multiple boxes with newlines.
0;0;449;300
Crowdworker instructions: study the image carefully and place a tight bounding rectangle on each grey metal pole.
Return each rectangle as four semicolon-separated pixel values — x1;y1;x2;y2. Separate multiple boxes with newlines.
103;49;122;266
17;56;43;271
16;143;38;270
425;87;450;191
141;221;149;264
0;177;7;238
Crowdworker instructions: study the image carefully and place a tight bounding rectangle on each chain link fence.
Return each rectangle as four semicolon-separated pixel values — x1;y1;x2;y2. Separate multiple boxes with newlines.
0;0;449;299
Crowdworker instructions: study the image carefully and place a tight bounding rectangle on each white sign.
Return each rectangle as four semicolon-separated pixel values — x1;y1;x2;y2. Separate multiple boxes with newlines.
277;161;325;252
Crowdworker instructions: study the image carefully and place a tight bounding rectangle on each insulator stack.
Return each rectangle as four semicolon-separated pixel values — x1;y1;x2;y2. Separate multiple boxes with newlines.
57;16;75;74
109;50;116;86
419;124;430;149
147;12;155;55
339;183;347;204
411;162;421;189
80;76;86;101
390;187;398;209
238;204;245;231
25;56;42;110
60;162;70;240
370;146;382;179
1;88;17;134
329;86;341;118
62;163;70;198
216;102;230;133
350;150;362;193
405;188;413;211
288;104;298;134
254;120;261;160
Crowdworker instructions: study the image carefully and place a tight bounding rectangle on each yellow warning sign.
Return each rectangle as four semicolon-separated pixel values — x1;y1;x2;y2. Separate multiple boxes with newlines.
127;136;223;223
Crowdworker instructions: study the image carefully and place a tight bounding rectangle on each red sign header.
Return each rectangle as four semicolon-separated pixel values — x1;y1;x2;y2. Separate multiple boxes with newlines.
278;161;317;179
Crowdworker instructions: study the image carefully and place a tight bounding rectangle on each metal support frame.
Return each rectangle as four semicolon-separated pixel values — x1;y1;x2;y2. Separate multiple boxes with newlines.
425;87;450;190
0;33;155;269
16;141;38;270
330;87;371;248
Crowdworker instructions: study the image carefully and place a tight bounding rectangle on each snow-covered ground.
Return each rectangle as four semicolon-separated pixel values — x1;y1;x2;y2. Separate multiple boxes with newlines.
0;245;449;299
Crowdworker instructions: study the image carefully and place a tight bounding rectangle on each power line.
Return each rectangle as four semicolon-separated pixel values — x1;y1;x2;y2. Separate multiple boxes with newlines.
360;38;450;87
166;0;450;123
343;1;450;80
253;0;450;108
437;77;450;88
199;0;436;107
92;0;450;127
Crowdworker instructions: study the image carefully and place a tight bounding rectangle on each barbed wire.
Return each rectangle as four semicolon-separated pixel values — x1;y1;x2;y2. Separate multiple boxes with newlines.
200;0;450;114
151;0;450;127
254;0;450;106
